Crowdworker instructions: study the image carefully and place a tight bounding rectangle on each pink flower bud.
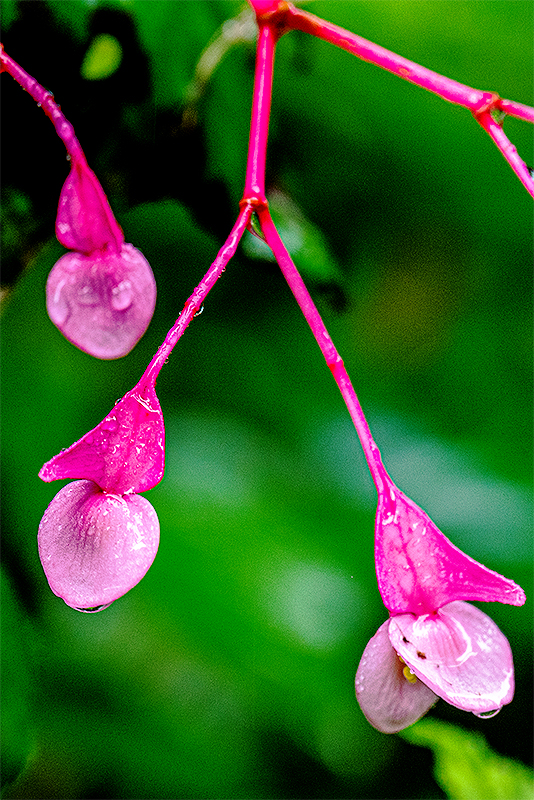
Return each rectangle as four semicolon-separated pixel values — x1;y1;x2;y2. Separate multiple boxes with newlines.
38;480;160;611
55;159;123;255
39;382;165;495
46;243;156;359
355;468;525;732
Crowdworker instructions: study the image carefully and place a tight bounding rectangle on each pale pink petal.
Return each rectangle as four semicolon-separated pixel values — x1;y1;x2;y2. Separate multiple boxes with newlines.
375;481;526;615
355;619;438;733
39;382;165;495
46;243;156;359
56;160;123;254
38;480;160;611
389;601;515;715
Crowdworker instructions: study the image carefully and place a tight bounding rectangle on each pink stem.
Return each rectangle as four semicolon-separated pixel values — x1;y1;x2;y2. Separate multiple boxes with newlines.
243;21;277;200
258;207;387;494
1;47;124;249
139;203;254;389
1;45;84;162
261;3;534;196
283;5;494;112
475;110;534;198
499;97;534;124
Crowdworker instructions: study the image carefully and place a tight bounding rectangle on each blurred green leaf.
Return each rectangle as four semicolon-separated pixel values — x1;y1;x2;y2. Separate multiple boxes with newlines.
0;569;34;788
400;719;534;800
81;33;122;81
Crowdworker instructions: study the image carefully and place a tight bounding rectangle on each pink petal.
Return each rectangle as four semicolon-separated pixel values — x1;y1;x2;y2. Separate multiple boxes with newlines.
389;601;515;715
375;481;526;615
46;243;156;360
38;480;160;611
56;159;123;254
355;619;438;733
39;382;165;494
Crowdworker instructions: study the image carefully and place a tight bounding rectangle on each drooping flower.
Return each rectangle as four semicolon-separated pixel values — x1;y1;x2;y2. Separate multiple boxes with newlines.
47;157;156;359
355;474;526;733
38;379;165;611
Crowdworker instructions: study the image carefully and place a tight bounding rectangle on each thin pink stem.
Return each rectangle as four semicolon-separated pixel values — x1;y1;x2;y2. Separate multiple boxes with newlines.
1;46;84;161
252;3;534;196
283;5;493;112
258;206;387;494
139;203;254;389
1;47;124;249
475;110;534;198
243;21;277;200
499;97;534;124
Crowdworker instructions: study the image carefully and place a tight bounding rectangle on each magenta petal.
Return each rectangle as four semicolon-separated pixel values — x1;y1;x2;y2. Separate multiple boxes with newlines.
389;601;515;715
375;482;526;615
39;382;165;494
46;243;156;359
355;619;438;733
38;480;160;611
56;160;123;254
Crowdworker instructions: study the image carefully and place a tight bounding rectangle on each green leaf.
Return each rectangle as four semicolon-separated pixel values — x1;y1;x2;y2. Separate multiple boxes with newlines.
400;718;534;800
81;34;123;81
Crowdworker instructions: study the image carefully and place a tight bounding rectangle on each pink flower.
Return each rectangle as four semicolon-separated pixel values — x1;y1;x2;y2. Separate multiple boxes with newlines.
47;157;156;359
38;380;164;611
355;476;526;733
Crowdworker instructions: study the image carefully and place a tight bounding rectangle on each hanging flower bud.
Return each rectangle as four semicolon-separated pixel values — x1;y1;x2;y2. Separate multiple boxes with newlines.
48;158;156;359
355;470;525;733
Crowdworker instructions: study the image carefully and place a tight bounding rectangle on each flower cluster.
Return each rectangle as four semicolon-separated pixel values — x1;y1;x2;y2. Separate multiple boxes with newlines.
355;475;525;732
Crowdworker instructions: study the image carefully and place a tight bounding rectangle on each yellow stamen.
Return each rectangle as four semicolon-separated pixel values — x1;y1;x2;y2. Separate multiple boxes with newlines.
403;665;417;684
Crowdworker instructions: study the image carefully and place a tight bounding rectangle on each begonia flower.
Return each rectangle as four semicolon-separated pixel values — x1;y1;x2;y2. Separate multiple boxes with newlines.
38;379;164;611
355;474;526;733
47;157;156;359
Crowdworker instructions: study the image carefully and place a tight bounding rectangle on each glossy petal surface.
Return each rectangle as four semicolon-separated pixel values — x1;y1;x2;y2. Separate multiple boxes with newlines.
56;160;123;254
39;382;165;494
389;601;515;714
355;619;438;733
38;480;160;611
375;481;526;615
46;243;156;359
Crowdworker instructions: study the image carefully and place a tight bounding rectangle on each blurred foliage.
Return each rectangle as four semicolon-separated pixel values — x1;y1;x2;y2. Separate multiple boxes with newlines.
1;2;532;799
400;719;534;800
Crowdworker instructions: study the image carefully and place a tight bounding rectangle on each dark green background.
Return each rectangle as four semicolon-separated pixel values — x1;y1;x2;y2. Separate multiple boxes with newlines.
1;2;532;798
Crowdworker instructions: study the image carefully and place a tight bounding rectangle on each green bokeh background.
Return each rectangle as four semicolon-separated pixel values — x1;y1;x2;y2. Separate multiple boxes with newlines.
1;2;532;798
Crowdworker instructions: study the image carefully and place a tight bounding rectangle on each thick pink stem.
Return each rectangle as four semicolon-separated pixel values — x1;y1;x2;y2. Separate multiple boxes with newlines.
139;204;253;389
243;21;277;200
258;207;386;494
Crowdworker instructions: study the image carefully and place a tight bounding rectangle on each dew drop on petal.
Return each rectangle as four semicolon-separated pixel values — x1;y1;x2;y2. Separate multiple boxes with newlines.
111;280;133;311
474;708;501;719
46;244;156;359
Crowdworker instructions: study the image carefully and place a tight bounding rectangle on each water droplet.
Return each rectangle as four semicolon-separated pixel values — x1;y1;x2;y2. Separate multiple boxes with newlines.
66;154;71;161
75;604;111;613
194;304;204;317
37;102;42;108
77;283;100;306
528;165;534;179
111;280;133;311
474;708;501;719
